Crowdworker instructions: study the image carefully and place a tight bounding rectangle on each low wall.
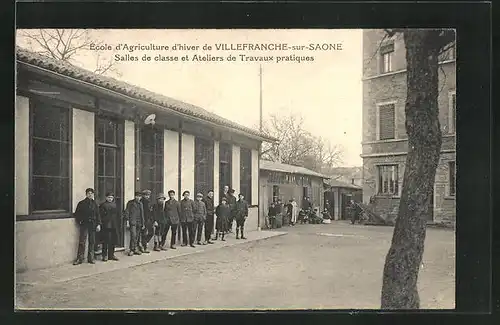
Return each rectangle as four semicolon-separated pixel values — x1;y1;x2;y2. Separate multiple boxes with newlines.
16;218;79;272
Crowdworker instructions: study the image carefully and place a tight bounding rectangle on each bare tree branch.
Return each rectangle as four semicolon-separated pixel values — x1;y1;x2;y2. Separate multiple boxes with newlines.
17;29;121;77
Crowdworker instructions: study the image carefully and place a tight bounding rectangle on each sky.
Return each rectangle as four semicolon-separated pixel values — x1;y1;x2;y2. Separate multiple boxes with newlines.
17;29;363;167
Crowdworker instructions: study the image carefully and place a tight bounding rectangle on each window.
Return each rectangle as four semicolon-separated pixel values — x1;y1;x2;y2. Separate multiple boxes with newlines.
440;42;456;61
219;143;232;193
195;137;214;196
96;117;123;208
449;161;456;196
240;147;252;203
380;43;394;73
378;103;396;140
377;165;399;195
140;127;163;197
448;91;456;134
272;185;280;203
31;101;71;213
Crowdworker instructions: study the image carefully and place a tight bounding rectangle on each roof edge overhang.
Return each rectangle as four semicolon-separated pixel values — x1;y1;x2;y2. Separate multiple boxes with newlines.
17;60;278;143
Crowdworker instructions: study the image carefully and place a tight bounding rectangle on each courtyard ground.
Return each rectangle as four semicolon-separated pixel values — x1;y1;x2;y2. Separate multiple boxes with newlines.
15;222;455;310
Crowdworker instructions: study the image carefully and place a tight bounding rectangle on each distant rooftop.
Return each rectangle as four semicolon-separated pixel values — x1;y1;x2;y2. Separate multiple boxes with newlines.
324;178;362;190
259;160;329;179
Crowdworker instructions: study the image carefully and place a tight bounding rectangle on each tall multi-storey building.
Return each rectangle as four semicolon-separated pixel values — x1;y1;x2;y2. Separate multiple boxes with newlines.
361;29;456;225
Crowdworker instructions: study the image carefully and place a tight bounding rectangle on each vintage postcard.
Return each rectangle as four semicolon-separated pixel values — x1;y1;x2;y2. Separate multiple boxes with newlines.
15;28;455;310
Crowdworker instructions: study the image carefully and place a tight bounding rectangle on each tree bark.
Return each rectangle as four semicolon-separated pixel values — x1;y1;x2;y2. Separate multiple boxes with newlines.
381;30;443;309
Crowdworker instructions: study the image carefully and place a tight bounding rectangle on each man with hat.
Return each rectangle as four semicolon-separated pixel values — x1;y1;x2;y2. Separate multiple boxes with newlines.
227;188;237;234
235;193;249;239
164;190;181;249
193;192;208;245
124;192;145;256
152;192;167;251
180;190;196;247
99;192;120;261
139;189;153;253
73;188;101;265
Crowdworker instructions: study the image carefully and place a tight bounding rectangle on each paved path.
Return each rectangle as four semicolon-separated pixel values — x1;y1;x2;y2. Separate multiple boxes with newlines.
16;223;455;310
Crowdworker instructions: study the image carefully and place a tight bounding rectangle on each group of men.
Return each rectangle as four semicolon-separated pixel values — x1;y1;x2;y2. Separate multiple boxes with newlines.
267;196;314;228
73;185;249;265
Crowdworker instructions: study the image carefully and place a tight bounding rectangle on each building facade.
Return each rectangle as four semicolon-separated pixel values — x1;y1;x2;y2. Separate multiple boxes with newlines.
15;48;274;272
361;30;456;224
323;179;362;220
259;160;327;229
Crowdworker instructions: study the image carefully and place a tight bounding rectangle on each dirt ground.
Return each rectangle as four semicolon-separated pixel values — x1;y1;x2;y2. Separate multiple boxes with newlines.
16;223;455;310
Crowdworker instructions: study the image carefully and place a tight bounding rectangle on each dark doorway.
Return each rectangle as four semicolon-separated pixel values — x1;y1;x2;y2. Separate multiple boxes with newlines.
341;193;352;220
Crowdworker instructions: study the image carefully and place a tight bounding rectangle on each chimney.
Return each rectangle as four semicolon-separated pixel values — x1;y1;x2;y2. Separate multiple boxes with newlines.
351;178;355;185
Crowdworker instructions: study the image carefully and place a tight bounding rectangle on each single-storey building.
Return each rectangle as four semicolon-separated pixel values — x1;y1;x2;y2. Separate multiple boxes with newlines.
259;160;329;229
323;179;363;220
15;48;276;272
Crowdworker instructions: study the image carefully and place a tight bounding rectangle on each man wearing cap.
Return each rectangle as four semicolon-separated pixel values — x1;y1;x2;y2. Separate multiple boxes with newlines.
203;190;215;244
124;192;145;256
193;193;208;245
235;193;249;239
227;188;237;234
152;193;167;251
99;192;120;261
140;189;153;254
73;188;101;265
180;190;196;247
164;190;181;249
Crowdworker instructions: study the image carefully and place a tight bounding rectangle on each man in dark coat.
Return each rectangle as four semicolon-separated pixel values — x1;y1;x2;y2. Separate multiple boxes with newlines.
124;192;145;256
267;202;277;229
235;193;249;239
215;197;230;241
227;188;237;234
73;188;101;265
152;193;167;251
203;190;215;244
140;189;153;253
180;190;196;247
164;190;181;249
99;192;120;261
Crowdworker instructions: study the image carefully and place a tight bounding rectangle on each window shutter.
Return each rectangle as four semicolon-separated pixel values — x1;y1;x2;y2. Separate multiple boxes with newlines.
379;104;395;140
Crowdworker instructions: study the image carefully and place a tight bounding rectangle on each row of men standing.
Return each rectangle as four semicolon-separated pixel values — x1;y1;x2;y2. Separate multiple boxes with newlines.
73;185;249;265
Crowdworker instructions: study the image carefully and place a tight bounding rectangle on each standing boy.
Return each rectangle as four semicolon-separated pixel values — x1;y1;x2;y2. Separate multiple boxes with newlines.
124;192;145;256
140;189;153;254
215;197;230;241
164;190;181;249
73;188;101;265
235;193;249;239
152;193;167;251
180;190;196;247
227;188;237;233
99;192;120;261
204;190;215;244
193;193;207;245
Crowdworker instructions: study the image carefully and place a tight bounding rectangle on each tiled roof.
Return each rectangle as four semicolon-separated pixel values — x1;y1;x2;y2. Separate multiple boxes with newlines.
16;47;276;141
260;160;330;179
324;178;362;190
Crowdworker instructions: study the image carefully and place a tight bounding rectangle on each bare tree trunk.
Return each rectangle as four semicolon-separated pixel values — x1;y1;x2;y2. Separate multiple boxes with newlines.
381;30;443;309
